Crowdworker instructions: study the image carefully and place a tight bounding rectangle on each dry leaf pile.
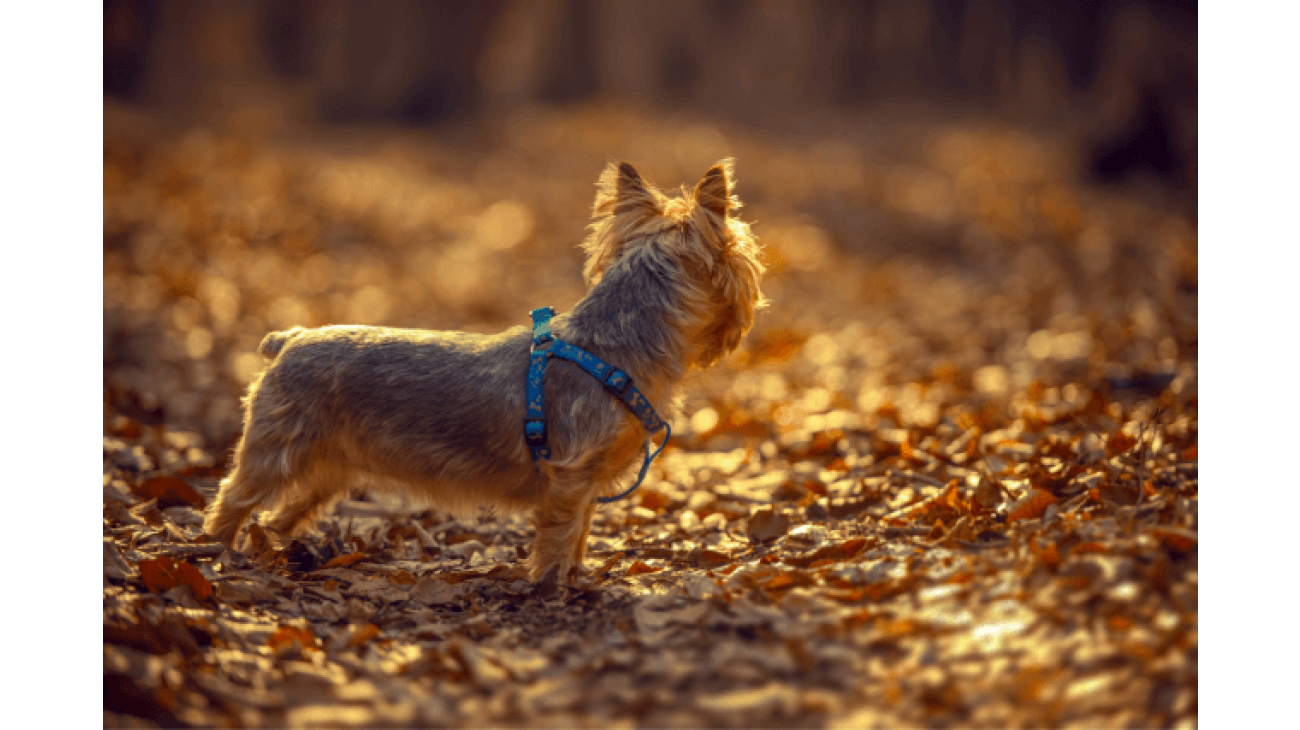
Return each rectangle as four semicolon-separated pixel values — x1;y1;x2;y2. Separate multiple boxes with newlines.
104;101;1196;728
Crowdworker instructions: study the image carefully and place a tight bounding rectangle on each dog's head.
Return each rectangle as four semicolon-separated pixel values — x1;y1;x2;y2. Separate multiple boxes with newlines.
582;159;766;369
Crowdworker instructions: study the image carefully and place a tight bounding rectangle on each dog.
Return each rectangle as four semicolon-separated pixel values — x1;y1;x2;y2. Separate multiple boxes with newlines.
203;159;765;583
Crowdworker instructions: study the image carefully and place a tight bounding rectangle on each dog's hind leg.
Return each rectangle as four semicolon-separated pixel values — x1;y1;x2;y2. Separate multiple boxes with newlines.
263;462;348;537
207;370;327;547
204;437;289;547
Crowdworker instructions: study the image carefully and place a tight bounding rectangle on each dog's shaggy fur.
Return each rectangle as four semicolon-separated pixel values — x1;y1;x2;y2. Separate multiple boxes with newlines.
203;159;765;582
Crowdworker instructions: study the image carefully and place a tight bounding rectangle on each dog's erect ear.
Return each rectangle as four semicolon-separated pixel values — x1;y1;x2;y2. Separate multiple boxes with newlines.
615;162;650;207
693;159;735;218
594;160;658;217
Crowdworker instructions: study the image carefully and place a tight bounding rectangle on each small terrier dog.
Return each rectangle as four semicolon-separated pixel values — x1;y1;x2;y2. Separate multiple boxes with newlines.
204;159;765;582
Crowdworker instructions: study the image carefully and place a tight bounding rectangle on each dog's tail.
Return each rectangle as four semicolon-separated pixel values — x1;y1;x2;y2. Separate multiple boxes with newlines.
258;327;305;360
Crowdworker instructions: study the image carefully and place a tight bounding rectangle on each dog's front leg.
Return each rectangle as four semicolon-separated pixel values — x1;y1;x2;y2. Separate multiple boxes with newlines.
529;473;594;584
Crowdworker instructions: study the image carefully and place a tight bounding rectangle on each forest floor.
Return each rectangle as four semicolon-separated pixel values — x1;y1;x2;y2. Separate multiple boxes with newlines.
104;100;1197;728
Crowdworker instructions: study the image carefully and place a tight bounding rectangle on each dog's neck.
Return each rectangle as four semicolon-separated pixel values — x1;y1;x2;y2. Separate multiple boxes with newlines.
563;246;699;389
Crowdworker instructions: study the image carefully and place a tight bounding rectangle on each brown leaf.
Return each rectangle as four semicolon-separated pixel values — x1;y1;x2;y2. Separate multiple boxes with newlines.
638;490;670;510
323;552;369;569
804;480;828;496
626;560;660;576
347;623;382;648
389;569;417;586
765;573;797;591
1007;488;1057;523
174;560;213;601
1151;526;1197;556
883;480;963;526
825;588;867;604
1038;542;1062;571
138;557;181;594
973;474;1005;513
215;578;279;606
786;537;873;567
268;626;321;653
134;476;207;509
1107;431;1137;457
746;508;790;543
1071;541;1108;556
689;549;732;569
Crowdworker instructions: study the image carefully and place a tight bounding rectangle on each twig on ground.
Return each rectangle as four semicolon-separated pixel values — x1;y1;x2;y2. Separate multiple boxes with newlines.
148;543;228;558
1125;407;1164;530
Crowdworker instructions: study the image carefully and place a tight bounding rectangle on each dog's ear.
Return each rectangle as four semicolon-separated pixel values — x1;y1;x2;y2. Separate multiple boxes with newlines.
584;161;660;283
594;161;659;217
693;159;735;218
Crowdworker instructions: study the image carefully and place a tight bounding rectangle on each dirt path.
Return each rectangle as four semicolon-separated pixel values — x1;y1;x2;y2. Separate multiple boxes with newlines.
104;104;1196;728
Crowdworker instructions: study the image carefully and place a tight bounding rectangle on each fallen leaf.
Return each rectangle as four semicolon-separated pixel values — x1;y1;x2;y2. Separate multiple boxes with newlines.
138;557;181;594
134;476;207;509
689;549;731;569
104;539;135;582
765;573;797;591
1039;542;1062;570
883;481;963;526
1150;526;1197;556
825;588;867;603
927;519;947;540
746;508;790;543
626;560;661;576
411;576;462;605
348;623;382;648
974;475;1006;513
268;626;321;653
1107;431;1137;456
388;569;417;586
633;596;709;632
324;552;369;569
638;490;670;510
1007;488;1057;523
174;561;213;601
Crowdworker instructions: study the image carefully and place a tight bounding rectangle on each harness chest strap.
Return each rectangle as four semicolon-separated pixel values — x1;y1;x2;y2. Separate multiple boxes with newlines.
524;307;671;504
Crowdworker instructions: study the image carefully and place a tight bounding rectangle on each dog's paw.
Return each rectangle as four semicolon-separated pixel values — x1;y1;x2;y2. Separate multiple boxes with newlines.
527;555;577;586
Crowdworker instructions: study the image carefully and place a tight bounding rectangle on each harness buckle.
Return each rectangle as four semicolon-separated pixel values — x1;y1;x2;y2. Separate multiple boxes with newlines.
524;419;546;446
603;368;631;395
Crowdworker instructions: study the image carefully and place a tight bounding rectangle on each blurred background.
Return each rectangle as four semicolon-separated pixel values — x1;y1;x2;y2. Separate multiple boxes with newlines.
103;0;1197;455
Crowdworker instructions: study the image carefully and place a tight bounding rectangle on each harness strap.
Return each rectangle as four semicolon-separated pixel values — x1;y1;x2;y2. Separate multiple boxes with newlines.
525;307;671;504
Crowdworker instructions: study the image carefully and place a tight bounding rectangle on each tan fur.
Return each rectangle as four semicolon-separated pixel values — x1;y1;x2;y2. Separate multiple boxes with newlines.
204;159;766;583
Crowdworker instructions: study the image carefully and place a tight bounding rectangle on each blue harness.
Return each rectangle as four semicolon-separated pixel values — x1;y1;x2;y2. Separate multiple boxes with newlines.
524;307;671;504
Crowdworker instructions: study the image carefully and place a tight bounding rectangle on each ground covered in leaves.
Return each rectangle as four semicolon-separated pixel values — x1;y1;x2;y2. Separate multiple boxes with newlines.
104;100;1197;728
